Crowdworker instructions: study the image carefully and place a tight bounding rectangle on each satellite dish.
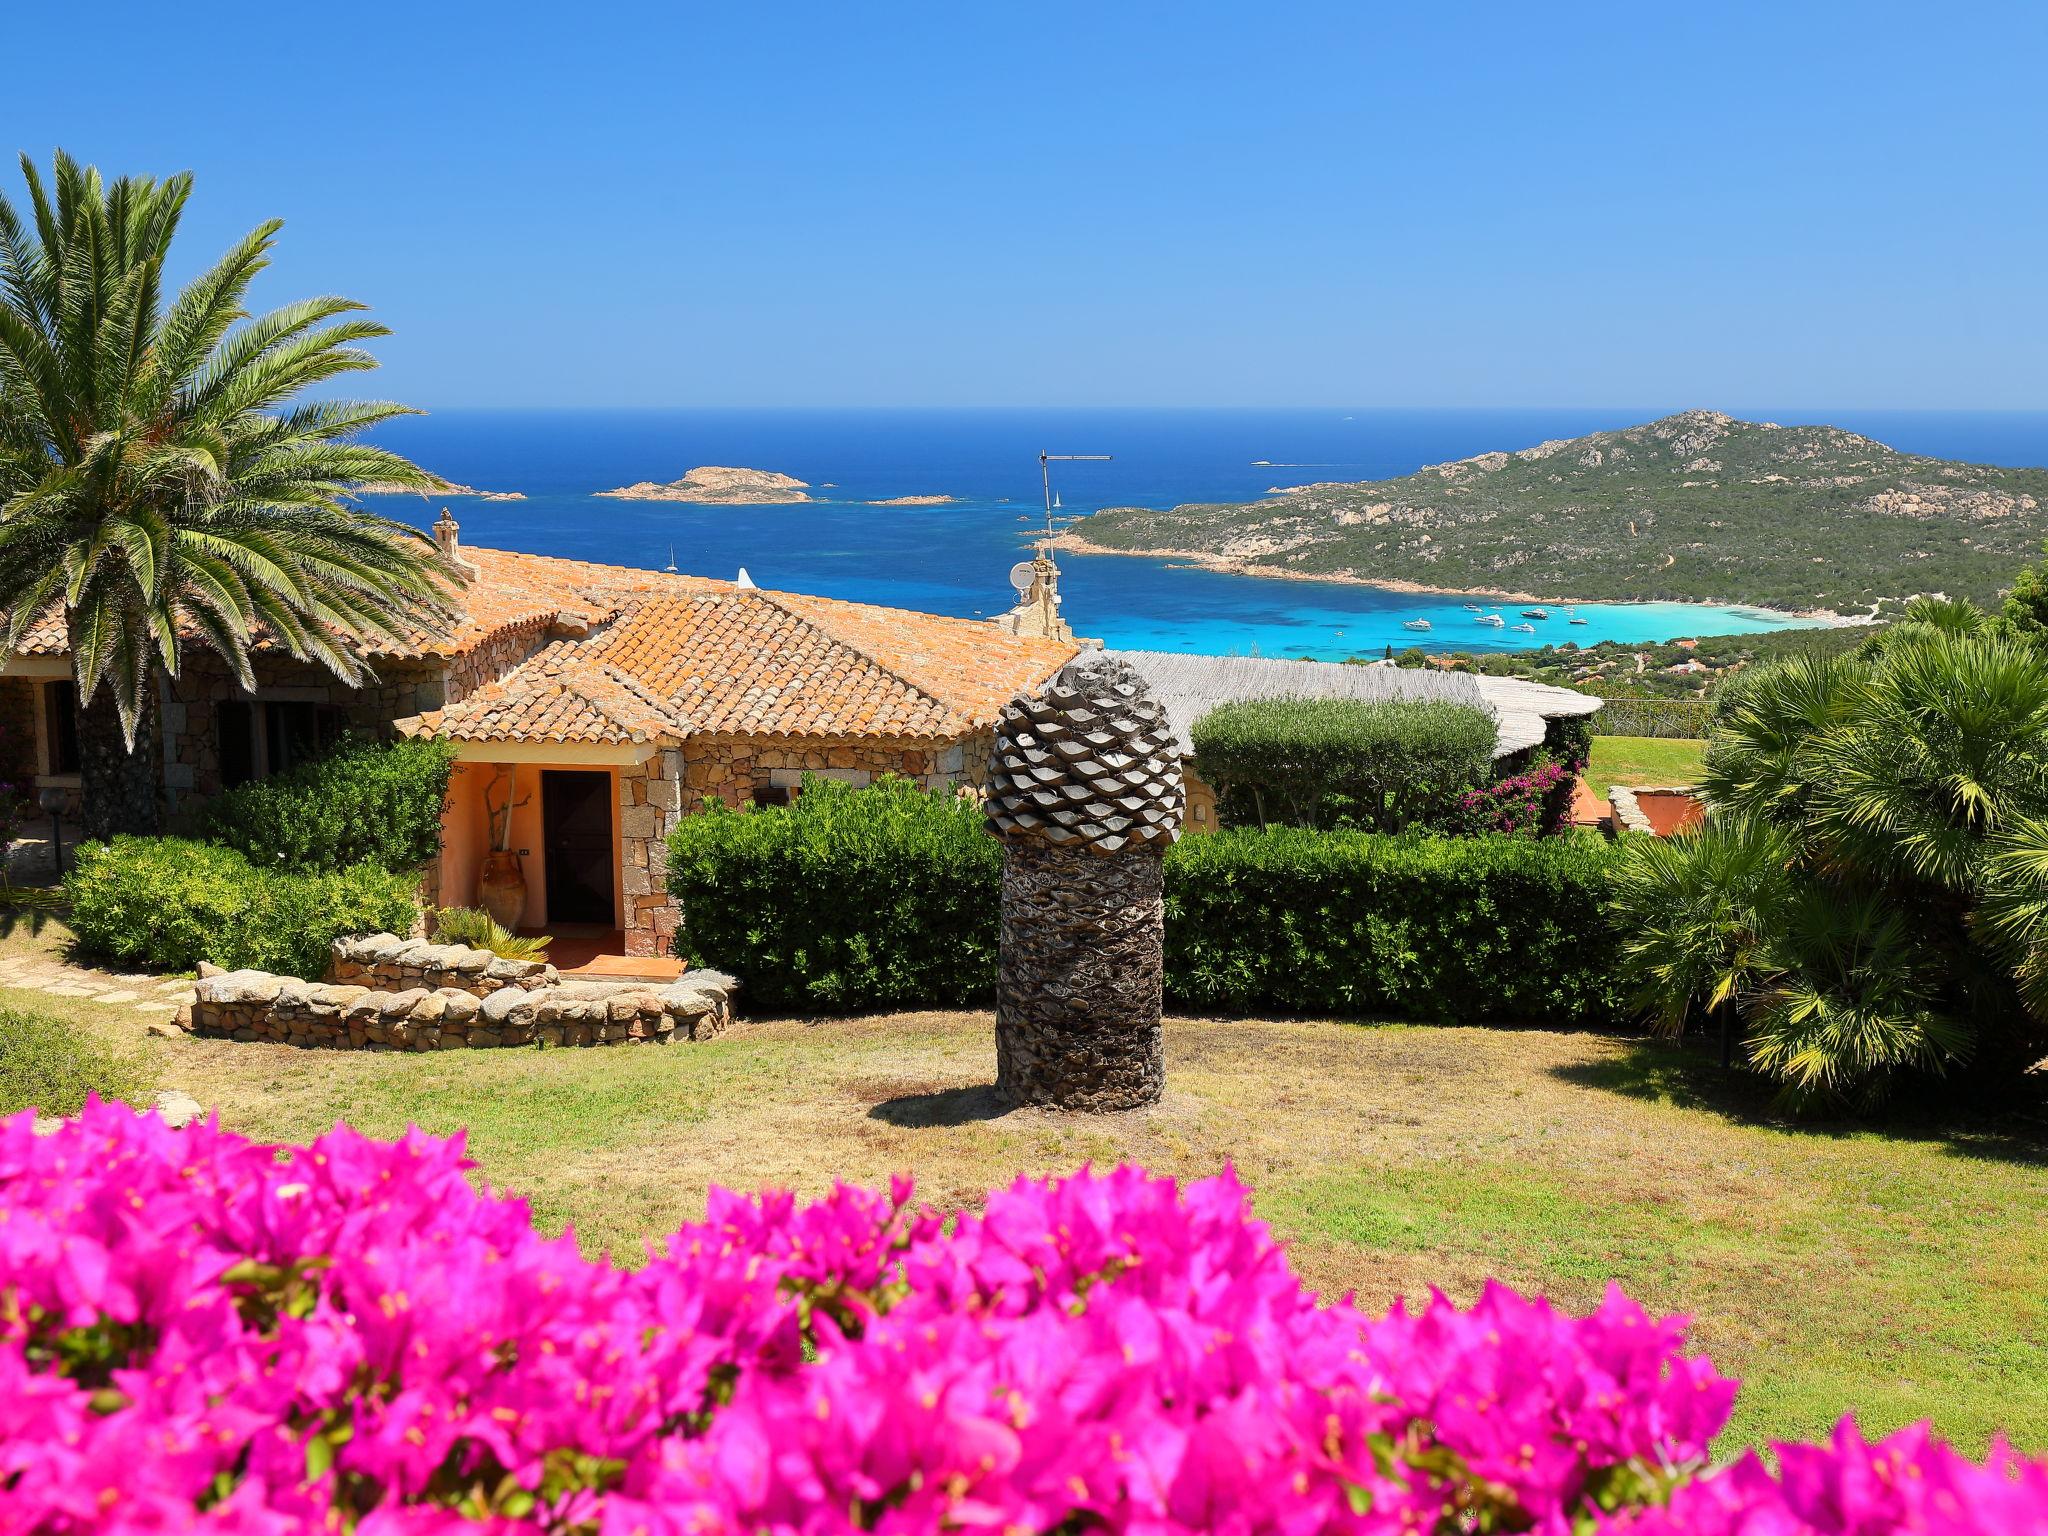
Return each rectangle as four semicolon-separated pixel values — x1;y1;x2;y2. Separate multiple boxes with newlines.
1007;560;1037;597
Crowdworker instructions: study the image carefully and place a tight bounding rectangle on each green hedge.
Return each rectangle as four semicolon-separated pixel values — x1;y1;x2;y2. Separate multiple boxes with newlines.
1164;828;1623;1024
668;777;1001;1012
1191;697;1497;831
65;836;420;979
197;737;457;873
669;778;1623;1023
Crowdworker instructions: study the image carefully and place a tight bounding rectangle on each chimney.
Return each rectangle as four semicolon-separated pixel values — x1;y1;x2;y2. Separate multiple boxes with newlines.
432;508;478;580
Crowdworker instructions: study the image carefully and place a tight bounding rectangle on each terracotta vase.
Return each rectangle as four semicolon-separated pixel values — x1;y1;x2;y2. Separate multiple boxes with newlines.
477;850;528;931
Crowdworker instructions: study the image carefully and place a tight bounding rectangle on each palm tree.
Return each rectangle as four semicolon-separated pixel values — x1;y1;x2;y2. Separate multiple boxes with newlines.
0;151;453;837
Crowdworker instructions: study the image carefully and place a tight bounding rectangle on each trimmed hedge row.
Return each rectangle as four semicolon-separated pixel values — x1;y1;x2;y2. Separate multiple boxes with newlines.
66;836;420;979
1164;827;1623;1023
1190;697;1496;833
670;777;1625;1023
197;737;457;873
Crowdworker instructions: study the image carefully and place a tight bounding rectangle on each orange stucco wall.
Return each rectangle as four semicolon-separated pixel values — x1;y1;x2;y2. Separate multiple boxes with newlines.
437;761;623;930
1636;790;1705;837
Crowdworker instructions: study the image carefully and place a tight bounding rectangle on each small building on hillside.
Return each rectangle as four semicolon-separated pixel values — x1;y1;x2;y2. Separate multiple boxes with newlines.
1103;650;1601;832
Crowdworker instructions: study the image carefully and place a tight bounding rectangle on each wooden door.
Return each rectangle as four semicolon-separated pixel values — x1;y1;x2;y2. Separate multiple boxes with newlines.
541;770;615;925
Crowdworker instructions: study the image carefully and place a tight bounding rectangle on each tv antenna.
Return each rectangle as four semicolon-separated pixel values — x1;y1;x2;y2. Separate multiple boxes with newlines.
1035;451;1111;542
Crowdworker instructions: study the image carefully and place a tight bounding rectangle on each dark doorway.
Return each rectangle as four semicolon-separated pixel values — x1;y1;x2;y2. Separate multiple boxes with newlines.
542;770;615;925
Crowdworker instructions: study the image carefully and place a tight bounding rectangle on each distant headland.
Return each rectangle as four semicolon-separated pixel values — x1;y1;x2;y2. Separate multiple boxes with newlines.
1065;410;2048;614
597;466;811;504
354;478;526;501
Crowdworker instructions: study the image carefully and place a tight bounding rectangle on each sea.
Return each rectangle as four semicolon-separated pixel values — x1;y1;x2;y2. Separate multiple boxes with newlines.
357;408;2048;663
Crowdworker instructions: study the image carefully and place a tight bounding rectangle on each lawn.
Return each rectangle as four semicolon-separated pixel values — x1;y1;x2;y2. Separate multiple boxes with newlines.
1586;733;1708;796
8;922;2043;1462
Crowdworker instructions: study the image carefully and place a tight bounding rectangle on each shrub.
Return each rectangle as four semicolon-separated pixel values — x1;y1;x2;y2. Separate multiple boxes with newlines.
1191;696;1496;831
0;1006;147;1117
432;905;551;959
668;775;1001;1011
197;735;457;873
1456;755;1575;837
1623;631;2048;1111
670;781;1625;1022
65;835;418;978
7;1107;2042;1534
1165;827;1625;1023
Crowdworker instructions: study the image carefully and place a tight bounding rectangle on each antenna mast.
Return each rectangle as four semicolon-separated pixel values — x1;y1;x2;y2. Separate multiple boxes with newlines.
1038;451;1112;547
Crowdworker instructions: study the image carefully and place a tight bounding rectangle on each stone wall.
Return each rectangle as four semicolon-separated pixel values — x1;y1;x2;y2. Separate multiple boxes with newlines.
180;939;737;1051
159;654;446;812
620;747;686;956
680;733;991;814
0;677;40;788
327;932;554;994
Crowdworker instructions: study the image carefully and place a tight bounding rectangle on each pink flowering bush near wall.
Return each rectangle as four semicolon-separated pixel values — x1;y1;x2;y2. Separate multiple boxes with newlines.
2;1103;2042;1534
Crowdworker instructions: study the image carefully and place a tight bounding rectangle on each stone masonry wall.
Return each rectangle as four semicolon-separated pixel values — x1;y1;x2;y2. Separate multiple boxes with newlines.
680;733;991;814
0;677;40;789
326;932;555;994
620;747;685;957
180;935;737;1051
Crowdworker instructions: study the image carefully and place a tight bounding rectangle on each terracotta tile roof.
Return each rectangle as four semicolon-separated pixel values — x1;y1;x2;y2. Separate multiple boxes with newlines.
402;550;1078;746
9;541;1079;745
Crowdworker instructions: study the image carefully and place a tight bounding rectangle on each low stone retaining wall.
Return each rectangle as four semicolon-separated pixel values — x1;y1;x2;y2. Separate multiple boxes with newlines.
328;933;554;995
176;934;736;1051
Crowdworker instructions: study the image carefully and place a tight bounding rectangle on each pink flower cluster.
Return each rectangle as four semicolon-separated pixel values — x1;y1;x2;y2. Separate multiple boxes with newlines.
1459;758;1574;837
1;1101;2041;1535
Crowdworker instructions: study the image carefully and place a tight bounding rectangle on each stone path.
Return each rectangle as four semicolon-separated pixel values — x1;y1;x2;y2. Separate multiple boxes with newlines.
0;951;190;1021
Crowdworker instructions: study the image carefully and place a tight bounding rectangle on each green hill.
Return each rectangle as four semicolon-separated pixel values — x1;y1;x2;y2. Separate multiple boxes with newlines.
1067;411;2048;612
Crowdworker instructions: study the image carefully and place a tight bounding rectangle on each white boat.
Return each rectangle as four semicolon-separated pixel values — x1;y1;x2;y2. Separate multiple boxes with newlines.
1462;602;1483;612
1520;608;1550;620
1402;618;1432;631
1511;621;1537;634
1566;604;1588;625
1476;613;1505;627
1569;615;1589;625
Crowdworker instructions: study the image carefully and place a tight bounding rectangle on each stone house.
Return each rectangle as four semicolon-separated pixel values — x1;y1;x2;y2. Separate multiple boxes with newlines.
0;517;1078;956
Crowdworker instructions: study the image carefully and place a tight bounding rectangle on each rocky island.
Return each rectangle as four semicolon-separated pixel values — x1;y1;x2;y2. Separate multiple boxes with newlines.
354;478;526;501
867;494;957;506
1062;411;2048;613
596;466;811;504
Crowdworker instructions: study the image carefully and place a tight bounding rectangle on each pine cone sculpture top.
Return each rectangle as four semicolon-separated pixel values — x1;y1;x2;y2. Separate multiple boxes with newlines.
984;655;1184;853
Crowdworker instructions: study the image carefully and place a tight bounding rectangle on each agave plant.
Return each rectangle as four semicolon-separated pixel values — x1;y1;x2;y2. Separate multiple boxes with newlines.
0;151;454;836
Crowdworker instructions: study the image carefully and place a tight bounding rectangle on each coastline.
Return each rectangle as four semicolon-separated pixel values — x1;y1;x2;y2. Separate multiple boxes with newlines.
1045;531;1868;627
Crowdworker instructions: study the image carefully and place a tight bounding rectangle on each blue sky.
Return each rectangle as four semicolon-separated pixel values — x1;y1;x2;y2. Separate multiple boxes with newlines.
6;1;2045;409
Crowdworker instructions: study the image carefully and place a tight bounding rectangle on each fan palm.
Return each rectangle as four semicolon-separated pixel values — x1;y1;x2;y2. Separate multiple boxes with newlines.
1808;633;2048;893
1607;814;1792;1039
1742;884;1964;1113
1699;652;1868;832
0;151;454;836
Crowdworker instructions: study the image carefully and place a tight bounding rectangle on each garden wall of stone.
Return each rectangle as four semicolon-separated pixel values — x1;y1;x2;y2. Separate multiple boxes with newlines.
327;933;555;995
179;934;735;1051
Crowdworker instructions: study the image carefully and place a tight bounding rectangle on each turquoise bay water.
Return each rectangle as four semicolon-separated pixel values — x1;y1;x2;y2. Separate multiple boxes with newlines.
359;408;2048;662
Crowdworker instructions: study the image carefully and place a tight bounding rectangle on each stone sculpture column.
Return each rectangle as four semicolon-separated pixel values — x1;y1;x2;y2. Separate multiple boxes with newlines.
982;656;1185;1110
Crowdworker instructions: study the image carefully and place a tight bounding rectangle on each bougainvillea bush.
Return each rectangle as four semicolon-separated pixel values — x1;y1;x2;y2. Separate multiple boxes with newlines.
3;1104;2043;1534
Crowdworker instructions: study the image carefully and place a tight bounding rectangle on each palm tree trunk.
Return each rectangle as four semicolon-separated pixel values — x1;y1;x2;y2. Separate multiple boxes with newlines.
994;839;1166;1111
75;678;163;841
